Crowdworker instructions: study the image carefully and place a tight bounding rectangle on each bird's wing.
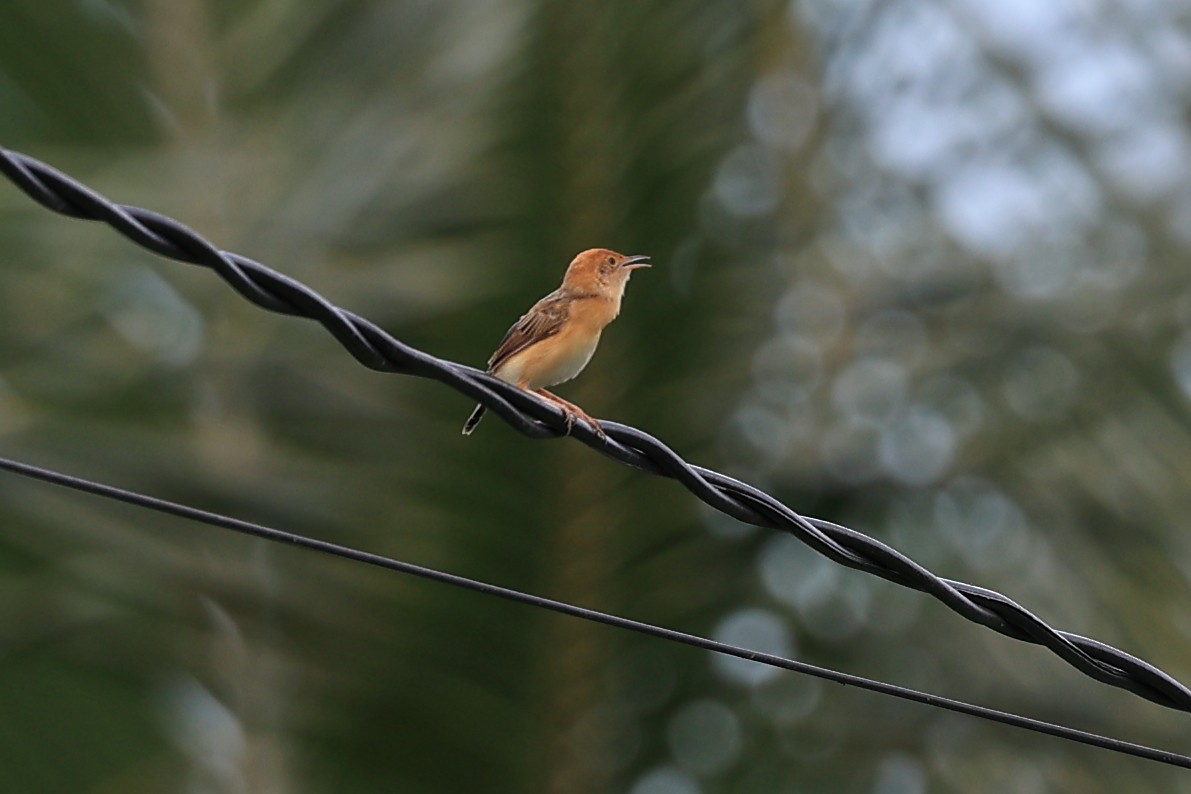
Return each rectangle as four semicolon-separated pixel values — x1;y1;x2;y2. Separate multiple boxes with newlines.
487;290;570;372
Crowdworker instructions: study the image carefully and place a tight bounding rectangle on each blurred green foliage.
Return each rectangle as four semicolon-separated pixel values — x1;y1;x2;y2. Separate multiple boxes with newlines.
2;1;1191;793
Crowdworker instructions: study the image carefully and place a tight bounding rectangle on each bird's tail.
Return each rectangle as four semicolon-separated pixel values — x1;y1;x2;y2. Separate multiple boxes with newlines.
461;403;486;436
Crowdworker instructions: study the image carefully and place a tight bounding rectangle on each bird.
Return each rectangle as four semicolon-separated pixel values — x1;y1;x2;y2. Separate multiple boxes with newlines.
462;248;651;439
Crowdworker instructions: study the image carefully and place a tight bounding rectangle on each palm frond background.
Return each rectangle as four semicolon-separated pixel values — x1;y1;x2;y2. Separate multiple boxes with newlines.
1;1;1190;792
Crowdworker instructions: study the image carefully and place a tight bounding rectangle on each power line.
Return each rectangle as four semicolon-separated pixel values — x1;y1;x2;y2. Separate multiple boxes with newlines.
1;145;1190;714
0;452;1187;770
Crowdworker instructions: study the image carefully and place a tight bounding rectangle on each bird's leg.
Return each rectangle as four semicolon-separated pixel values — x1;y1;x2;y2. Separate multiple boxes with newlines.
534;389;606;439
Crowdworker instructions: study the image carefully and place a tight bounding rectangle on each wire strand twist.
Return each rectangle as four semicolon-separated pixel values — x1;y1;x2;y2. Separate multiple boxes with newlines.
3;145;1189;713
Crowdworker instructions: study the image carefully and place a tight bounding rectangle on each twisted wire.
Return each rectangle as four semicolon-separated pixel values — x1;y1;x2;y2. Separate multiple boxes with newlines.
3;146;1189;713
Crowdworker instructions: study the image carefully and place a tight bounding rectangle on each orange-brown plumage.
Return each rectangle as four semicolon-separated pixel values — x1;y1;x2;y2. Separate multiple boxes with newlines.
462;248;650;437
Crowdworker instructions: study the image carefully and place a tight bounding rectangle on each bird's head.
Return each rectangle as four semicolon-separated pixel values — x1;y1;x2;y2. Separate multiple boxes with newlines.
563;248;651;295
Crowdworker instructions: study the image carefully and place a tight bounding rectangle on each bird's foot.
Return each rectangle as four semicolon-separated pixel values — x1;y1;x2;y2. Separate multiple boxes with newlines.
535;389;607;440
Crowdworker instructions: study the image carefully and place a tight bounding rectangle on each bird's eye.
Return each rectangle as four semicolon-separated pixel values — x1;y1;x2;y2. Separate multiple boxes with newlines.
606;256;616;266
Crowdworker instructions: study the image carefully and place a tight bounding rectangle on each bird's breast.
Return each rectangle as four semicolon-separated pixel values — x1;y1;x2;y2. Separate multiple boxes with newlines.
539;328;600;387
510;328;599;388
492;295;620;389
493;310;610;389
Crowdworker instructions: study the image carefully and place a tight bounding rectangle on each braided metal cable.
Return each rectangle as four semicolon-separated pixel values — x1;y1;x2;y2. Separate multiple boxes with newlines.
3;146;1189;713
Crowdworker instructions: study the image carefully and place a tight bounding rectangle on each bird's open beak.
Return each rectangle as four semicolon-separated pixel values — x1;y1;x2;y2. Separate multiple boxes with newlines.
621;254;651;270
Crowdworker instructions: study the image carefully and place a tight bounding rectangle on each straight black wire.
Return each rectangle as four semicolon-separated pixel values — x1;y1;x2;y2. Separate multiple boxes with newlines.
0;453;1188;771
3;145;1191;713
